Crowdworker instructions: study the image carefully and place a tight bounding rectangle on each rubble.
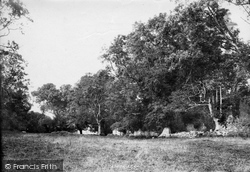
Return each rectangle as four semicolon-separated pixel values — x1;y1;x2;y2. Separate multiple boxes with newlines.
170;131;204;138
127;129;159;137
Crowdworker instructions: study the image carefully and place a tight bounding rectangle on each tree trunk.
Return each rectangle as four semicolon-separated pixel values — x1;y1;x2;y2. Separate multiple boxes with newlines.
232;96;240;118
208;97;220;131
97;121;102;135
214;118;221;131
0;63;3;159
208;97;213;116
0;63;2;122
76;124;82;134
96;104;103;135
219;86;222;116
216;88;218;103
212;93;214;104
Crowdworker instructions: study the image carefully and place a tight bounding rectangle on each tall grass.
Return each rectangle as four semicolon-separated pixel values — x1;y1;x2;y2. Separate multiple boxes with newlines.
2;132;250;172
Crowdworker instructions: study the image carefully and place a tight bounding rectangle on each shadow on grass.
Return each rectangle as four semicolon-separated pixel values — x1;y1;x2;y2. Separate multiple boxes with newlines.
183;139;250;172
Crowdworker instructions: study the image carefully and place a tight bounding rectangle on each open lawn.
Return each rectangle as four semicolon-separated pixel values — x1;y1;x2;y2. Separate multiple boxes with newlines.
2;132;250;172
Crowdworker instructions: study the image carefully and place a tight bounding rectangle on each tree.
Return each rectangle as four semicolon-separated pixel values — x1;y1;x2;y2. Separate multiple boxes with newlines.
69;73;96;134
102;1;250;132
0;0;32;130
73;70;114;135
225;0;250;24
32;83;74;131
0;0;33;38
174;0;249;18
26;111;53;133
106;75;145;132
164;1;249;127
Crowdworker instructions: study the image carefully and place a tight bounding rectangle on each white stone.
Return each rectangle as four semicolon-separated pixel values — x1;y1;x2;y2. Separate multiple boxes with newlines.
159;128;171;137
134;129;143;137
112;129;124;136
150;131;158;137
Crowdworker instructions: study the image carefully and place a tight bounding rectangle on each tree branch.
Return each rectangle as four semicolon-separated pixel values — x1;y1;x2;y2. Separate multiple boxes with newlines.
207;6;239;52
185;103;209;111
0;28;10;38
240;16;250;24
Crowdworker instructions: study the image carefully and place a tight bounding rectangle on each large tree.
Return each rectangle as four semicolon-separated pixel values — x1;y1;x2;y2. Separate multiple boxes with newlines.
0;0;32;130
32;84;74;131
73;70;114;135
106;74;145;132
174;0;250;22
102;0;250;131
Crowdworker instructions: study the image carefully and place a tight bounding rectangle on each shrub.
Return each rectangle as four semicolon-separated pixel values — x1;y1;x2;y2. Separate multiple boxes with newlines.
186;107;215;131
226;102;250;138
145;107;215;133
226;116;250;137
169;111;186;133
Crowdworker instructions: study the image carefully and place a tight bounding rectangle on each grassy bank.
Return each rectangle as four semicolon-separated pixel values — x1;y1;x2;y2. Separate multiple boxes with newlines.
2;132;250;172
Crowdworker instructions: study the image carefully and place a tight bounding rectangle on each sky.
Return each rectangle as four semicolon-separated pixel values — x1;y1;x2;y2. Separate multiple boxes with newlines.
4;0;178;91
2;0;250;113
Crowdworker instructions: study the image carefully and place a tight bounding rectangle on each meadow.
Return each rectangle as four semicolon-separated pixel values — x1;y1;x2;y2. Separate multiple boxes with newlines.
2;131;250;172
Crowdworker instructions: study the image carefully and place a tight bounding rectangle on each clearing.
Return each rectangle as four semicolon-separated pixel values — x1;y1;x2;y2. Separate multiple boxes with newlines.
2;132;250;172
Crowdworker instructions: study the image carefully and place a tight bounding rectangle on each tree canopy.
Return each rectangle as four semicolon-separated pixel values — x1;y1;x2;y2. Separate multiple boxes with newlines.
31;0;250;134
101;0;250;132
1;0;32;130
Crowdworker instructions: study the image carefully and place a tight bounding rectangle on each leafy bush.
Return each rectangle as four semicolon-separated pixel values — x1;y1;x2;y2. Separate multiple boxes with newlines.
186;106;215;131
110;113;144;133
144;105;215;133
226;116;250;137
145;107;176;132
110;122;124;131
168;112;186;133
226;102;250;137
2;111;27;131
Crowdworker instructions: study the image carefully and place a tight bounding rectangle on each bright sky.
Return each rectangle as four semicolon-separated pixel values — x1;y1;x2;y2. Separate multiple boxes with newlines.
2;0;250;113
4;0;178;91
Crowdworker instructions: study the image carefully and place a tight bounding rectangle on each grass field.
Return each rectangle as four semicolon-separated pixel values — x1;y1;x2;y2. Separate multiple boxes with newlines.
2;132;250;172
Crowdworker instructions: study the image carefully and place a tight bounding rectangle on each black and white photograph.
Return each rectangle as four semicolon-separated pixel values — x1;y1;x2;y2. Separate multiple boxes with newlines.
1;0;250;171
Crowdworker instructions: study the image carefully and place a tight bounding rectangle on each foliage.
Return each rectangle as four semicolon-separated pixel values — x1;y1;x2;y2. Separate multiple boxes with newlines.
25;111;53;133
225;0;250;24
31;83;75;131
225;101;250;137
101;0;250;132
173;0;250;24
145;106;215;133
72;70;114;135
105;76;145;132
0;0;32;131
0;0;33;38
31;0;250;134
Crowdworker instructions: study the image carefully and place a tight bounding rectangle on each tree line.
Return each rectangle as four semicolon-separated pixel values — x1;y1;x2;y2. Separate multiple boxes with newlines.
1;0;250;135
